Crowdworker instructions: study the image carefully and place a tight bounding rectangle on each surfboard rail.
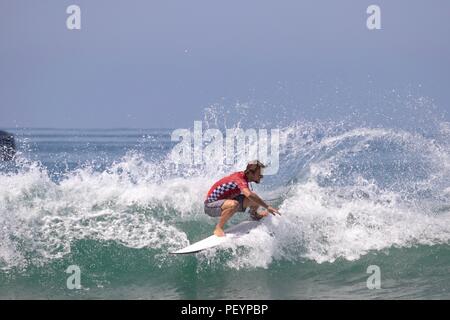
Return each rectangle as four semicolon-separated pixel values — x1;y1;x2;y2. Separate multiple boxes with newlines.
170;220;261;254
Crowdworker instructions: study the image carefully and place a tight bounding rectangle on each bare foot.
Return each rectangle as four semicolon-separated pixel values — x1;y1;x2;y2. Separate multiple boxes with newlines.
214;227;225;237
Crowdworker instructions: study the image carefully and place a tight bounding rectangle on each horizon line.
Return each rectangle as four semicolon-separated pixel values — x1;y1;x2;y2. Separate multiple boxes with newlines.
1;127;176;131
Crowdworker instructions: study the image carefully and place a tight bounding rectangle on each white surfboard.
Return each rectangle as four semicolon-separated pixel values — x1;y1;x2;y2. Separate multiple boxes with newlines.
170;220;261;254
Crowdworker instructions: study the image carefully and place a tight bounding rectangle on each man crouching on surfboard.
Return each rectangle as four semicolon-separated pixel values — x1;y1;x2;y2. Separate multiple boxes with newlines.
204;160;281;237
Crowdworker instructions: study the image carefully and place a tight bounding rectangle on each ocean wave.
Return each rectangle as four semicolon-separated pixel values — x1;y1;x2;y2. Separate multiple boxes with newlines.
1;120;449;272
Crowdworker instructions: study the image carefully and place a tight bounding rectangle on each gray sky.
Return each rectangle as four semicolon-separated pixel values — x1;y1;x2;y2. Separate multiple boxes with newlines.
1;0;449;128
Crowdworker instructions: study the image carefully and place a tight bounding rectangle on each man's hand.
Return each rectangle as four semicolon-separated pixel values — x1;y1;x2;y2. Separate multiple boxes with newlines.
267;206;281;216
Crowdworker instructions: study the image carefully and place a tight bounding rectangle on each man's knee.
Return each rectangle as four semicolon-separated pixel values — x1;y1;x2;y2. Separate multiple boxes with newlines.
223;200;239;212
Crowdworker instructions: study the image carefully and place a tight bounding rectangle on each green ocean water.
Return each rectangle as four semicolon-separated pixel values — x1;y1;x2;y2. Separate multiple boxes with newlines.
2;240;449;299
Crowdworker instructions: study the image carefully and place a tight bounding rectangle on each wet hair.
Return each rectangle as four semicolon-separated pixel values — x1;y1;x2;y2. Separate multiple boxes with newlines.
244;160;266;175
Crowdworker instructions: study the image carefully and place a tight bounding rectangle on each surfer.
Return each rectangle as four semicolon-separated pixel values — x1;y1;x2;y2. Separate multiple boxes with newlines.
204;160;281;237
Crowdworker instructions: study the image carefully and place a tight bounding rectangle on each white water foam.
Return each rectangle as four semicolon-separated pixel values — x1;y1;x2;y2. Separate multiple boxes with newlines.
1;123;449;271
0;154;215;270
196;125;450;269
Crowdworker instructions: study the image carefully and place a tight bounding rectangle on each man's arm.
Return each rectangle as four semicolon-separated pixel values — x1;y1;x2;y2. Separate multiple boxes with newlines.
241;187;269;208
241;188;281;215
